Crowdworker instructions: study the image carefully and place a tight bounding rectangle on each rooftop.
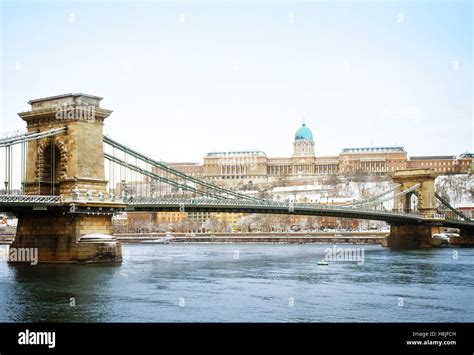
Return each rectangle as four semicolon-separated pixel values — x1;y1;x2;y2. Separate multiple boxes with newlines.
295;123;314;141
28;93;103;104
410;155;457;160
207;150;267;157
27;93;104;111
341;147;405;153
168;162;202;166
459;152;474;159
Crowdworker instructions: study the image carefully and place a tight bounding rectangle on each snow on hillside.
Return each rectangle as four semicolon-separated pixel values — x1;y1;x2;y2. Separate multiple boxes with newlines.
270;174;473;208
436;174;473;208
271;180;392;204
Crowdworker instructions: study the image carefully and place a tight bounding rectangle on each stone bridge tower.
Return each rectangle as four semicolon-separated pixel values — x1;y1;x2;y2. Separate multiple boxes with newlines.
11;94;122;264
19;93;111;197
388;168;439;248
391;169;437;217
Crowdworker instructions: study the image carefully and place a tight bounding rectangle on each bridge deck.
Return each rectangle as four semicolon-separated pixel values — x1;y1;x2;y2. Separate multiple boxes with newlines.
1;195;472;229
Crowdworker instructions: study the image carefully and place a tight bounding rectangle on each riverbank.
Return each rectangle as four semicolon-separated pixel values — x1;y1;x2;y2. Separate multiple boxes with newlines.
0;231;388;245
115;231;388;244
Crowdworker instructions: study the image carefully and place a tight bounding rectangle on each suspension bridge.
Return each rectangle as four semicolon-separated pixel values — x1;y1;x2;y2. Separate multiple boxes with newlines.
1;93;473;263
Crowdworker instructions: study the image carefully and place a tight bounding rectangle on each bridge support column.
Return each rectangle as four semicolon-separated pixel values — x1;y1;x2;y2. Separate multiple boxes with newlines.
9;212;122;264
385;224;441;249
449;228;474;247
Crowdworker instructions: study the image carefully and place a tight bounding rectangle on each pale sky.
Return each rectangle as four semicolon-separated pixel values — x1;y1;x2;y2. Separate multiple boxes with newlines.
1;0;472;163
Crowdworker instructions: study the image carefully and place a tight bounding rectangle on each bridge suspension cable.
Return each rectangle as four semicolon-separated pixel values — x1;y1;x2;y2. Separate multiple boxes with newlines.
354;183;421;208
104;152;229;200
434;192;471;221
0;129;26;141
0;127;67;147
0;127;67;194
347;184;402;207
103;135;263;201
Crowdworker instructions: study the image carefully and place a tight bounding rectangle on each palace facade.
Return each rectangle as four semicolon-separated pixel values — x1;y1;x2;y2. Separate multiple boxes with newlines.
163;123;472;185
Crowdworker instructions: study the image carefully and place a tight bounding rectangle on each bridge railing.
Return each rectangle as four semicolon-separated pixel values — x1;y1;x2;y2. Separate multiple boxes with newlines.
0;194;61;204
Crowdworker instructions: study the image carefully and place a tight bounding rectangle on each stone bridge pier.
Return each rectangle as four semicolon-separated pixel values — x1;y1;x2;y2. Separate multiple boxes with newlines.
449;227;474;246
10;93;122;263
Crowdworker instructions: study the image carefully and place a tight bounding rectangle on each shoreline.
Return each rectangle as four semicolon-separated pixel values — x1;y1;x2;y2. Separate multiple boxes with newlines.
0;231;389;245
116;231;388;244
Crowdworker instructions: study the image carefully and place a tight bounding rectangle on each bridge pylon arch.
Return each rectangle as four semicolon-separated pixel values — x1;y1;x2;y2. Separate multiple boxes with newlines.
391;169;437;217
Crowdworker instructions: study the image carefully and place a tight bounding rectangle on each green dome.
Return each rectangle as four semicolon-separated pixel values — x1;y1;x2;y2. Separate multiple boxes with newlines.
295;123;313;141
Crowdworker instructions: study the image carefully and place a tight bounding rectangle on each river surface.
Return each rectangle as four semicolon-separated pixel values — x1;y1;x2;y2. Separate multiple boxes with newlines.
0;243;472;322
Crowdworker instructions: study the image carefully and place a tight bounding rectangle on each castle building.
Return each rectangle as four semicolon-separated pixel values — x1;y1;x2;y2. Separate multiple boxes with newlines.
162;122;472;185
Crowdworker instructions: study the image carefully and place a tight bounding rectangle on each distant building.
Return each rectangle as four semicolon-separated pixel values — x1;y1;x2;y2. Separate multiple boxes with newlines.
160;122;471;184
407;155;472;174
204;150;268;181
167;162;203;177
338;146;407;175
122;211;247;233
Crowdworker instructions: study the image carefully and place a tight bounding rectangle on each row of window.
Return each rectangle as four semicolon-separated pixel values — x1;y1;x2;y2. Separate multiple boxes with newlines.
419;161;452;167
179;160;472;178
418;161;470;167
432;167;454;172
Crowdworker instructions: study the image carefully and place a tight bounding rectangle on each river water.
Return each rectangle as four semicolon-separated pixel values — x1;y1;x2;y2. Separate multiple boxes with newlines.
0;243;472;322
